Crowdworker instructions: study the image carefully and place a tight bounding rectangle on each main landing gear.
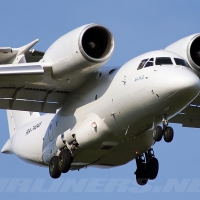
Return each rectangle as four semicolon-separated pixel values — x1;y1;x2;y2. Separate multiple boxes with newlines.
153;115;174;143
49;149;73;179
135;148;159;186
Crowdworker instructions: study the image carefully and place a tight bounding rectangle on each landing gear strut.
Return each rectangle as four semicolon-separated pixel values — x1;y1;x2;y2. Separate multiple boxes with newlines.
135;148;159;186
153;115;174;143
49;149;72;179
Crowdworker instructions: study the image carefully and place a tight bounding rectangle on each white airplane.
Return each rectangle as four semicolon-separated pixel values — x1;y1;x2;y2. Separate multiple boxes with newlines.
1;23;200;186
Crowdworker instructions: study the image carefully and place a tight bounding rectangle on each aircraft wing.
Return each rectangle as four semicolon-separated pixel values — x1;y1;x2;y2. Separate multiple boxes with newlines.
0;61;67;113
0;87;67;113
0;23;114;114
0;62;68;113
169;94;200;128
0;40;69;113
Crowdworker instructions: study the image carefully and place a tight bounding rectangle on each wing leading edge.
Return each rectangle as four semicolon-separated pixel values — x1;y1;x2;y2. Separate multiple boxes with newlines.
0;63;43;75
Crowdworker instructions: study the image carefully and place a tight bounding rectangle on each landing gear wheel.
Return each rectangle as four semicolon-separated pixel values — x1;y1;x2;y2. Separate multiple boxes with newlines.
136;166;148;186
136;176;148;186
146;157;159;180
58;149;72;173
135;156;148;186
135;164;148;185
164;126;174;143
153;126;163;142
49;156;61;179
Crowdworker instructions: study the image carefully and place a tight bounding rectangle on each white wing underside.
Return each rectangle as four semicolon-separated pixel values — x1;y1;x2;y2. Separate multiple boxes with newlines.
0;45;67;113
170;94;200;128
0;40;95;113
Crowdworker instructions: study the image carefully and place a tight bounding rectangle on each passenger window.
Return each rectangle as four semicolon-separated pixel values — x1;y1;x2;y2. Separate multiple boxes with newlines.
174;58;191;68
155;57;173;65
137;59;148;70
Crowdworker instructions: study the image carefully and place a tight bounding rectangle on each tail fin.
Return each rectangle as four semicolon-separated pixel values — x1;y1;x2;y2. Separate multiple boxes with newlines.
6;110;40;137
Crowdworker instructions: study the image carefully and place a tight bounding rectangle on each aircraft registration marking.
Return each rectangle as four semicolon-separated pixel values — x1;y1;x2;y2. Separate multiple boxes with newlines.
134;75;144;82
25;121;42;136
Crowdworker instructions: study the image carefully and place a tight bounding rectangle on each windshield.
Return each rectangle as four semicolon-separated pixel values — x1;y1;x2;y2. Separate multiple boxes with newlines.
137;59;148;70
174;58;191;68
155;57;173;65
137;56;190;70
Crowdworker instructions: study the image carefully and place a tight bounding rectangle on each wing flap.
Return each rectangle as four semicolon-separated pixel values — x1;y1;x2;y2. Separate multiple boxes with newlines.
0;87;67;113
0;88;16;98
16;89;47;101
0;99;58;113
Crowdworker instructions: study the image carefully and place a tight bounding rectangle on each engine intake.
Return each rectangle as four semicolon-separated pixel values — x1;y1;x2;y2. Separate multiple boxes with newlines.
189;35;200;68
81;26;111;60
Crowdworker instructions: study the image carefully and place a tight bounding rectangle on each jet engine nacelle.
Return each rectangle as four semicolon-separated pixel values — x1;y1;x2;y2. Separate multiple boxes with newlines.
165;34;200;73
42;24;114;80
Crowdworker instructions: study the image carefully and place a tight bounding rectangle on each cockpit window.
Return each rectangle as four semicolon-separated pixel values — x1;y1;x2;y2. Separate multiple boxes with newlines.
174;58;191;68
155;57;173;65
144;58;154;68
137;59;148;70
144;62;153;67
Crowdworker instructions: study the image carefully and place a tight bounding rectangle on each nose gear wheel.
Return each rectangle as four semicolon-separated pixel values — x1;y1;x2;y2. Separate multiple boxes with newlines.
153;114;174;143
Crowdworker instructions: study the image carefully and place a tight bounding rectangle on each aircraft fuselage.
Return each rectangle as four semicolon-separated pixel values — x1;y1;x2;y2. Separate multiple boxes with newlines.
5;50;200;169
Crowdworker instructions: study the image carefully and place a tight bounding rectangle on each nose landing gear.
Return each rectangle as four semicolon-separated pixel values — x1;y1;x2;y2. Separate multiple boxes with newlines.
135;148;159;186
163;126;174;142
153;115;174;143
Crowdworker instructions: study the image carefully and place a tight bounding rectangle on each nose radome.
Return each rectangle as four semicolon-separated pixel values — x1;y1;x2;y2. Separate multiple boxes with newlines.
153;67;200;100
175;69;200;94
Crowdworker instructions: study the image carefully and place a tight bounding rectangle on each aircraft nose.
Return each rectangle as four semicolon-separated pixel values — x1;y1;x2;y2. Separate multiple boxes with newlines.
174;68;200;95
153;67;200;100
